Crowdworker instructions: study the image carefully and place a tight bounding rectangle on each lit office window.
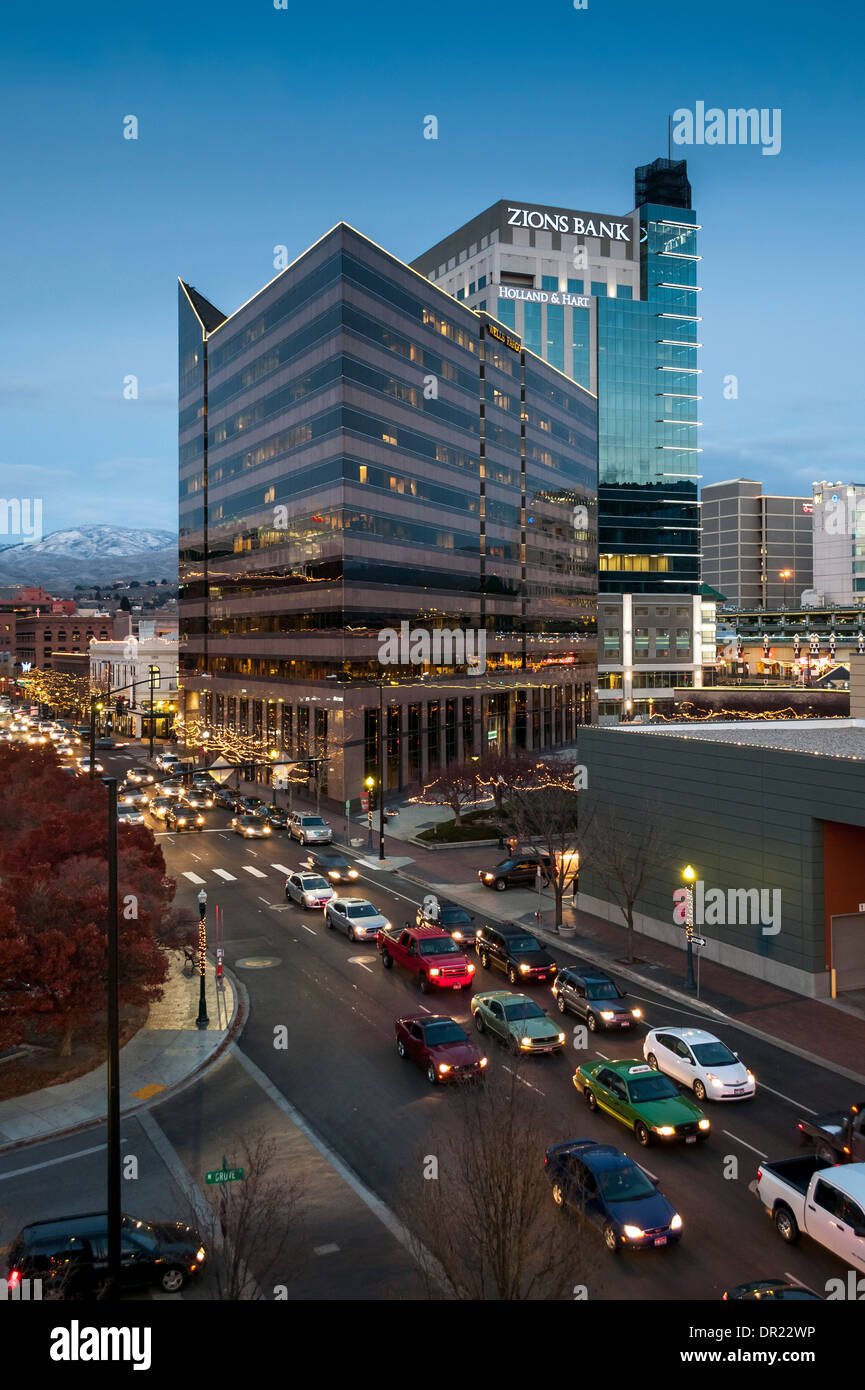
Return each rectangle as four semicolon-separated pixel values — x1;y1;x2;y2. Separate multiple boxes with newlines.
497;297;516;329
546;304;564;371
524;302;541;355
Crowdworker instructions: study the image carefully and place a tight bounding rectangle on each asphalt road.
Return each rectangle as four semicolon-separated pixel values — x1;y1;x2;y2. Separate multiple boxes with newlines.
148;795;857;1302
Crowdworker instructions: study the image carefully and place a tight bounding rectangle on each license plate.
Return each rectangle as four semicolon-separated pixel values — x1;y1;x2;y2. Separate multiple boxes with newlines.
653;1236;667;1246
619;1021;629;1028
685;1136;696;1144
732;1087;745;1094
453;984;461;991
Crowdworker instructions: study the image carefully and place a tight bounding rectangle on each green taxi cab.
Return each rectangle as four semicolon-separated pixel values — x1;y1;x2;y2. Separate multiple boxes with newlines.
574;1059;710;1147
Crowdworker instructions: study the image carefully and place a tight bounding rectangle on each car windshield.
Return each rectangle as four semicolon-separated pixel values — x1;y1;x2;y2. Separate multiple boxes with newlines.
302;817;327;827
424;1022;467;1045
587;981;621;1000
627;1075;680;1103
508;936;541;952
422;934;464;956
300;876;329;890
597;1164;656;1202
238;816;257;826
691;1041;738;1066
503;1001;545;1021
439;908;471;925
346;904;379;918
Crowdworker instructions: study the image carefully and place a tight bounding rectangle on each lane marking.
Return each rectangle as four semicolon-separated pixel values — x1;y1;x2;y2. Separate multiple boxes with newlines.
784;1271;821;1295
301;924;317;935
271;864;294;876
213;868;236;881
0;1142;109;1181
182;871;207;885
243;866;267;879
348;955;375;973
757;1082;817;1114
721;1129;768;1159
258;896;270;905
501;1065;545;1097
594;1050;610;1059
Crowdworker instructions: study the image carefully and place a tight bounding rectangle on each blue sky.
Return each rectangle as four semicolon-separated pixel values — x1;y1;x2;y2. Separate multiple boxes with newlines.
1;0;863;537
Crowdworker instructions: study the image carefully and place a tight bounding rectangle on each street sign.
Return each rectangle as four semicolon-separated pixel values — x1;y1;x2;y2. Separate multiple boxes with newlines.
691;936;707;947
360;793;369;813
345;799;351;815
205;1167;244;1184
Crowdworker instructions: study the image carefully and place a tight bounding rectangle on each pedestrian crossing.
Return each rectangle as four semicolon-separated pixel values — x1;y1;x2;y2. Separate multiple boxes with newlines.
181;862;293;889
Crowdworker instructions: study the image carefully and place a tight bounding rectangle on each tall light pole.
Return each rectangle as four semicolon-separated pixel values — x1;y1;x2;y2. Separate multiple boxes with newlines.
378;681;386;861
780;569;792;609
365;774;374;852
196;889;209;1029
148;664;158;761
682;864;697;991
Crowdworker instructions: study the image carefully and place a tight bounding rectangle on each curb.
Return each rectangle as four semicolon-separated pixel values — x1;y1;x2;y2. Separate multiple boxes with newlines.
391;866;865;1090
0;957;247;1159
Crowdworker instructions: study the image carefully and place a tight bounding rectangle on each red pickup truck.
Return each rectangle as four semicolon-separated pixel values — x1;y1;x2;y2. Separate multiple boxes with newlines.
378;924;476;992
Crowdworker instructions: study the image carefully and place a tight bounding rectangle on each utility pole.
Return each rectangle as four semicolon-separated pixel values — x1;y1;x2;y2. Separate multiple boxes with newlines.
378;681;386;861
103;776;121;1299
148;665;157;761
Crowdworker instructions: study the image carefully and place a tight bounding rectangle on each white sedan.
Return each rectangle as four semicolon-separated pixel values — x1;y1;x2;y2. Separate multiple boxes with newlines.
325;898;391;942
284;873;335;910
643;1026;756;1101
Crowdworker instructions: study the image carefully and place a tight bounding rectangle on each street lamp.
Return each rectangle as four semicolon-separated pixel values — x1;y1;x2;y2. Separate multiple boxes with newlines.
196;889;209;1029
682;864;697;991
365;774;374;852
780;569;792;609
378;681;386;862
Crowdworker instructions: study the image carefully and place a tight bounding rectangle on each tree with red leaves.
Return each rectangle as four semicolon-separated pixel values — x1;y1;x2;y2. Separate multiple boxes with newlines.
0;746;192;1056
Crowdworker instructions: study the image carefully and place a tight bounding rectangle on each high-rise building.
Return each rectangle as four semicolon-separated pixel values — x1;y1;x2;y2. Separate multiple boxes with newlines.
701;479;813;608
812;480;865;605
178;224;597;803
412;158;700;593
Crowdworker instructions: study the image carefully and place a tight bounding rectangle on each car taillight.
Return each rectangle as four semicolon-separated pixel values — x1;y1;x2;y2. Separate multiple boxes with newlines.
756;1167;762;1181
8;1269;21;1290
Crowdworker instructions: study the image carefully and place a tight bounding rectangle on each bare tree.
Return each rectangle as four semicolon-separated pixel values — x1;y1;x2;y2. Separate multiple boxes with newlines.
398;1071;601;1300
410;765;481;826
579;802;671;963
497;781;581;929
193;1131;305;1300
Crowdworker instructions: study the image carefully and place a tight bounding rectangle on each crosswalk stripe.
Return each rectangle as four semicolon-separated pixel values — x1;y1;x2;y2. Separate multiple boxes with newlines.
243;866;267;879
182;871;207;885
271;863;293;876
213;868;237;881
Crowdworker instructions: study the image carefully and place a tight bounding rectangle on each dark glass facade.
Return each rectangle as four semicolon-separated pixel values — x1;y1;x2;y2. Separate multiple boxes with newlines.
179;225;597;800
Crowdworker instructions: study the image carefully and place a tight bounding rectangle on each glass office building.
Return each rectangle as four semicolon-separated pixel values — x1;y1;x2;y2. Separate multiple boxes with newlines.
179;224;597;802
413;158;701;594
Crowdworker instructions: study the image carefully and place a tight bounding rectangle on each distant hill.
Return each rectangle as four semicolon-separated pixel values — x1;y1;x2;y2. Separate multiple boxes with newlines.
0;526;177;593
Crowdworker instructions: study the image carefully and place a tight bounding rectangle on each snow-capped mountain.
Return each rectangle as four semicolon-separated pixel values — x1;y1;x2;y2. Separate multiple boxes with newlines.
0;525;175;559
0;525;178;592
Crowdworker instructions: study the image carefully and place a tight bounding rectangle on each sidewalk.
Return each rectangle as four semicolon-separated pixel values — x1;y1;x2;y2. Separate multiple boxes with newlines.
0;952;238;1151
355;805;865;1081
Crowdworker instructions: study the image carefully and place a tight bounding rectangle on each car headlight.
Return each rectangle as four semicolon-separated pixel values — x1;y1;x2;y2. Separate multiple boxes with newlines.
467;963;475;973
452;931;463;941
438;1064;451;1074
348;869;358;879
600;1010;615;1020
654;1125;676;1136
557;1032;566;1044
328;871;339;879
479;1057;488;1067
483;873;494;881
520;1037;532;1048
177;817;187;825
195;816;204;825
623;1225;644;1240
195;1247;205;1262
631;1007;642;1018
519;963;530;974
746;1070;755;1083
428;968;440;977
698;1119;710;1130
670;1213;683;1230
383;920;392;930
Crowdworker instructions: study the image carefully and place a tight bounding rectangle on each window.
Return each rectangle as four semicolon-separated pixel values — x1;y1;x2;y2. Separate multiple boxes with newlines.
497;297;516;329
456;288;465;301
524;302;541;355
655;628;670;655
676;628;691;650
546;303;564;371
616;285;633;299
468;282;475;295
477;275;487;290
478;299;486;310
567;279;584;294
812;1180;838;1215
541;275;559;291
634;628;650;653
591;281;607;297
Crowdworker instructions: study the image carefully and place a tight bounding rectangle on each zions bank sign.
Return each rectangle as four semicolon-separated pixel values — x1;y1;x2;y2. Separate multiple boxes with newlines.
505;206;632;241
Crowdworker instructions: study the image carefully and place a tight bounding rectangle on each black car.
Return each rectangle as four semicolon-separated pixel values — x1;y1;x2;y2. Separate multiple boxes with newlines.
722;1279;822;1301
236;796;268;819
474;923;557;985
551;969;642;1032
265;804;290;830
211;786;240;810
6;1211;206;1298
415;897;475;943
95;737;117;750
301;848;360;884
478;855;552;892
165;806;205;832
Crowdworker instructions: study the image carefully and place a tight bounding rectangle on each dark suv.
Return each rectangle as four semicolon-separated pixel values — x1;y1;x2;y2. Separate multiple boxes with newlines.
478;855;552;892
6;1212;206;1298
551;969;642;1031
415;897;476;943
474;923;557;985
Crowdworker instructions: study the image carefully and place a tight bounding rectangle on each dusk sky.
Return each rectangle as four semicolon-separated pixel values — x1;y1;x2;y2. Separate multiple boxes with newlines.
2;0;863;537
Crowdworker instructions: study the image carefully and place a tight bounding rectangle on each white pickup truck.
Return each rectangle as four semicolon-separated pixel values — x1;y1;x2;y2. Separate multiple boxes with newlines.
755;1155;865;1270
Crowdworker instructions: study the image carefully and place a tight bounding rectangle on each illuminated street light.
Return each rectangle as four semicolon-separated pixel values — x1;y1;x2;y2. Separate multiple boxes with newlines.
682;865;696;990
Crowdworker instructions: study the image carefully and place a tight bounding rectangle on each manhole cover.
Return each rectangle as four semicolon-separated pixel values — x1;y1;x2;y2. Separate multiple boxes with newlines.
235;956;281;969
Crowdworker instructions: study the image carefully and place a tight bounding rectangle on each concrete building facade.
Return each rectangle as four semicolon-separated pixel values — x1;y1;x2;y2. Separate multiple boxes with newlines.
701;478;813;609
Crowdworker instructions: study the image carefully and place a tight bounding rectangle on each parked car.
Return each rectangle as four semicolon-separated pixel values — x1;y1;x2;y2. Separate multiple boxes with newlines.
754;1156;865;1269
415;895;475;942
325;897;390;941
285;872;335;909
643;1027;756;1102
474;923;557;985
289;813;333;845
395;1014;487;1085
574;1059;711;1147
265;804;289;830
477;854;552;891
552;969;642;1031
231;814;272;839
301;848;359;883
797;1101;865;1165
545;1138;683;1252
165;807;205;832
471;990;565;1054
6;1211;206;1298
